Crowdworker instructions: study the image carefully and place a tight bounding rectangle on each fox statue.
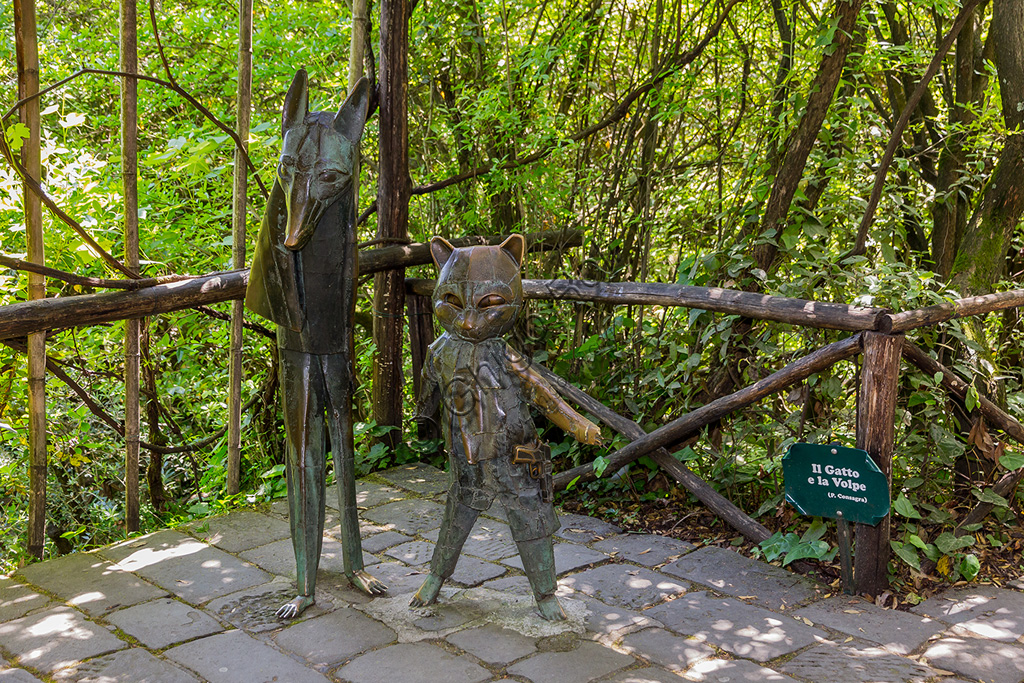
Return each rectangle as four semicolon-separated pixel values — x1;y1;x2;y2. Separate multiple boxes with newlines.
245;70;386;619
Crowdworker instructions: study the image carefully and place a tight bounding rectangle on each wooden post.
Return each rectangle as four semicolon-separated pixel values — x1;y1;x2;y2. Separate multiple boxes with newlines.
406;293;438;441
15;0;46;559
854;331;903;596
121;0;140;533
373;0;410;451
226;0;253;496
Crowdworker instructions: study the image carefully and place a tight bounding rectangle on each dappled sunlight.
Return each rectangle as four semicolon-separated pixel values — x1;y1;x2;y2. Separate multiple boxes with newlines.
68;591;107;608
109;540;205;572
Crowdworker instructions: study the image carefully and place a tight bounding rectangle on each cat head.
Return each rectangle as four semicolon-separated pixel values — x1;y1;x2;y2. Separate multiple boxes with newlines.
429;234;526;342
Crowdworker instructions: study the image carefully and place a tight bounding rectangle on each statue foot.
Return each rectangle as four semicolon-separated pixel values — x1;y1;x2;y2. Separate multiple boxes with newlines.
409;574;443;607
536;596;566;621
275;594;315;620
349;569;388;596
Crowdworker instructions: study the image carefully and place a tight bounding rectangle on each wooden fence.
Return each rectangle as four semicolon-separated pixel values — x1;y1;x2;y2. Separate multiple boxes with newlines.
4;236;1024;594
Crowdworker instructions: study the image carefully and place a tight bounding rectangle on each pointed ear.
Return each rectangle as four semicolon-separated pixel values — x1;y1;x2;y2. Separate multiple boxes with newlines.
430;236;456;271
499;234;526;268
333;77;371;142
282;69;309;133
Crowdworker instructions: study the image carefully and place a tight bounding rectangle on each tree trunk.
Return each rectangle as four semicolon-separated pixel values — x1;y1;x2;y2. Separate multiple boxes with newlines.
373;0;411;451
752;0;865;273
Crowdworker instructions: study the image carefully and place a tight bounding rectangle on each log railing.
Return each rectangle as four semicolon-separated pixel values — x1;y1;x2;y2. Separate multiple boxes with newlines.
4;231;1023;594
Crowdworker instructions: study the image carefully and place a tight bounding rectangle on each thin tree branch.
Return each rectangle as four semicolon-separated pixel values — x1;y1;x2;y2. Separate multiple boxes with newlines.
355;0;741;222
0;253;191;290
1;67;269;198
848;0;984;258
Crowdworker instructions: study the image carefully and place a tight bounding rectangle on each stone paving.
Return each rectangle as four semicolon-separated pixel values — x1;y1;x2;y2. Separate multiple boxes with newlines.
2;462;1024;682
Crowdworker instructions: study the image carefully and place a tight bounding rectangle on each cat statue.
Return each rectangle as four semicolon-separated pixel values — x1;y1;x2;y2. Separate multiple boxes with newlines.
411;234;603;621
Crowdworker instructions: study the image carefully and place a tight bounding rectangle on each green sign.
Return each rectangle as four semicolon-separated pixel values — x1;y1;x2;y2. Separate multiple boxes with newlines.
783;443;890;525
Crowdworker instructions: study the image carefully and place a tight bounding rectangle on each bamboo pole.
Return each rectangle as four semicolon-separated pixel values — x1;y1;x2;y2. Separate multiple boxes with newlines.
226;0;253;496
121;0;140;532
553;334;864;488
853;332;903;596
15;0;46;560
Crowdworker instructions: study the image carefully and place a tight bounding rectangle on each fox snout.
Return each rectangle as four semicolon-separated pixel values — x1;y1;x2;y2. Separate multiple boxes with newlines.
282;175;323;251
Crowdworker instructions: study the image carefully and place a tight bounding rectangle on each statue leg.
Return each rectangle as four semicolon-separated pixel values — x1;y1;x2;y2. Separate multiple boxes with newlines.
276;350;328;619
411;496;479;607
321;353;386;596
515;536;565;621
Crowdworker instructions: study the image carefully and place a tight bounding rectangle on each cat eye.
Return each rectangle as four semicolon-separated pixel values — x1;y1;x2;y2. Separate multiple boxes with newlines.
443;293;464;308
478;295;506;308
319;169;345;183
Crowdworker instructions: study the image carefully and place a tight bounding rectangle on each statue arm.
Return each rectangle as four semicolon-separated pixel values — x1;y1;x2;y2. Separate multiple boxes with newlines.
416;351;442;426
505;346;603;446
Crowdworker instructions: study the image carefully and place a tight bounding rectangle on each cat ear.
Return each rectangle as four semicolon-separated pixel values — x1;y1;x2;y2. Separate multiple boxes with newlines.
333;77;371;142
499;234;526;268
430;236;456;271
283;69;309;134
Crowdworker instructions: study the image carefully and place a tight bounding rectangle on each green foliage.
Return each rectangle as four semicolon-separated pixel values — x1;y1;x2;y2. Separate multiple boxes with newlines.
756;521;837;567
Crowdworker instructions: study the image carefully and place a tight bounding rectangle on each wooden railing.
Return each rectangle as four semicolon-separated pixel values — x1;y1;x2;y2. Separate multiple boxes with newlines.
406;279;1024;594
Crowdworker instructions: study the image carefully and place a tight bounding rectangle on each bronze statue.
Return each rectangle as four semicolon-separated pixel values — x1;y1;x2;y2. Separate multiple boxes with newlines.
411;235;603;621
245;70;386;618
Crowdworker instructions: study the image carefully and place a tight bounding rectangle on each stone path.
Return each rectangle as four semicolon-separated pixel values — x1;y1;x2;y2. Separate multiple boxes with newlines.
2;462;1024;682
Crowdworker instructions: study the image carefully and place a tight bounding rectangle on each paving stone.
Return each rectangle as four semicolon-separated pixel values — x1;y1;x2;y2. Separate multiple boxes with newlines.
100;530;270;604
619;627;714;672
506;640;634;683
502;542;610;575
16;552;165;616
335;642;491;683
238;537;375;578
362;561;430;595
360;530;413;554
782;640;941;683
446;624;538;665
792;595;945;654
205;579;338;633
165;629;330;683
684;659;800;682
362;498;446;535
0;669;42;682
912;585;1024;641
376;463;450;496
424;519;519;561
0;606;126;674
661;545;821;610
554;513;621;544
51;647;200;682
385;540;436;565
644;591;827;662
922;636;1024;683
0;578;49;623
450;555;507;586
481;574;534;596
412;602;475;631
274;606;396;667
592;533;695;567
354;480;407;508
911;584;1024;624
185;510;291;553
574;594;663;642
603;667;685;683
560;564;687;610
106;597;223;649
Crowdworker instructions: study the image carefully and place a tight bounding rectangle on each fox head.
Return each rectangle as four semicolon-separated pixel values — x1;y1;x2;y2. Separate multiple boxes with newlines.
277;70;371;251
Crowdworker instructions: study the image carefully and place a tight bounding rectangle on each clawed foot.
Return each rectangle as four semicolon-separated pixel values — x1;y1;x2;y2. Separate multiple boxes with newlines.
275;594;315;620
349;569;388;596
536;595;566;621
409;574;443;607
